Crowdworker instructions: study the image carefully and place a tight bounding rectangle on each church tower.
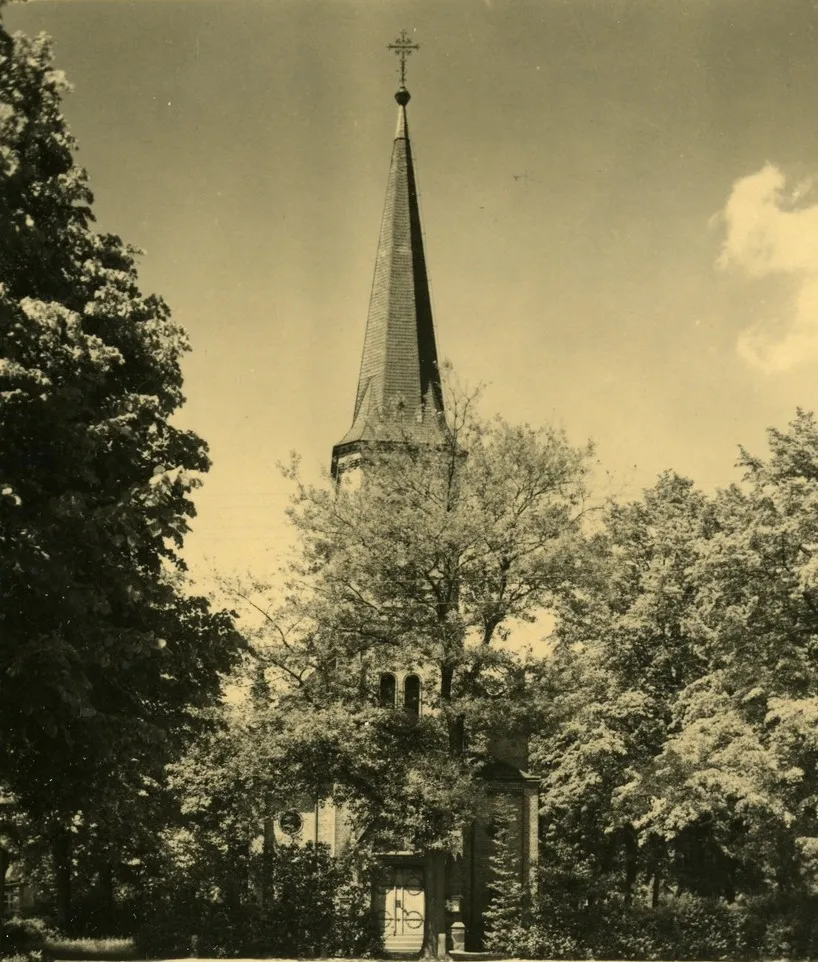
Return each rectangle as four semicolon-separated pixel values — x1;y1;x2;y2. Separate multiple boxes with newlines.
331;40;445;478
320;36;540;956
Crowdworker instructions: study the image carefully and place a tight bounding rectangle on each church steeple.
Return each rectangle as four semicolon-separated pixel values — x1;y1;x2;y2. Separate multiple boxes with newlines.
332;48;445;478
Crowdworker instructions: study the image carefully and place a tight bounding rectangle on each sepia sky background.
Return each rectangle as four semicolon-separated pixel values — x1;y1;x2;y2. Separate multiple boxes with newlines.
7;0;818;580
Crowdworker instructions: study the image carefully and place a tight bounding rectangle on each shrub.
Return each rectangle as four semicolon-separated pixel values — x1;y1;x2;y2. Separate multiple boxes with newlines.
134;841;381;958
492;889;818;959
0;916;56;961
735;894;818;960
516;893;742;959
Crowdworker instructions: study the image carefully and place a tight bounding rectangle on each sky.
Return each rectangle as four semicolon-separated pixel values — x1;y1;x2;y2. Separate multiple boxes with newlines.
6;0;818;582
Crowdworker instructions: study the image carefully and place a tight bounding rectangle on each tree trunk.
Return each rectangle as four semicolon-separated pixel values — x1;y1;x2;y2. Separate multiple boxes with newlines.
651;867;661;908
0;846;8;918
53;826;73;929
422;850;448;959
100;860;115;919
440;664;464;754
623;826;638;907
223;836;250;911
260;819;275;907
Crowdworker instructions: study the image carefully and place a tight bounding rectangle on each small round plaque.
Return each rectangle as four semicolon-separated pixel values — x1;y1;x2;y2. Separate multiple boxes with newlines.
278;810;304;836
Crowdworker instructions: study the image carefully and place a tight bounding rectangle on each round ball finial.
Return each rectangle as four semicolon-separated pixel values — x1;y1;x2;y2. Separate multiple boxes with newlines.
395;86;411;106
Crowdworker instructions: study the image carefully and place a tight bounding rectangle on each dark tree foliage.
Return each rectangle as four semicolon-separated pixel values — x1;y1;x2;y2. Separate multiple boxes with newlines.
527;412;818;957
0;11;243;917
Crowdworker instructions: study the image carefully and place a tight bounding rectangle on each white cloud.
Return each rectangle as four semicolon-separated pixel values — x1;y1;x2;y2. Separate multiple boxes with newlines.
718;163;818;372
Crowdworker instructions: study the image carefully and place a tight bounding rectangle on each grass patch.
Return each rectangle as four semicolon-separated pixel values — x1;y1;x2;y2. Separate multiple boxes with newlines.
44;936;137;961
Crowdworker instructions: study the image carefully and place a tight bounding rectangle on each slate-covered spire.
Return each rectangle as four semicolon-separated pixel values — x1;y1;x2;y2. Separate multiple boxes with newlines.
331;84;445;477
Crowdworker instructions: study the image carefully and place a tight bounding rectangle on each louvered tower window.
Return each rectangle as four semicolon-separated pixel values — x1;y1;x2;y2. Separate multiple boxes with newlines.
379;672;397;708
404;674;421;719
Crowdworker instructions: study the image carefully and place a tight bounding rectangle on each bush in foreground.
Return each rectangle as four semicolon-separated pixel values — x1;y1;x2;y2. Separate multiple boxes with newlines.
134;842;381;959
0;916;56;961
486;890;818;960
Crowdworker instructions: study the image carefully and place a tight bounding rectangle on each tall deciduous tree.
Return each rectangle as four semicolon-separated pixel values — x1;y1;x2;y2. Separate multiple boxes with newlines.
237;399;592;955
535;412;818;911
0;15;242;920
668;409;818;895
533;472;718;906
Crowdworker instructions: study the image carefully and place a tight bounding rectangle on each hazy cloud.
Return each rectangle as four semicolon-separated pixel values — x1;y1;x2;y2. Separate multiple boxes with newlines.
718;163;818;372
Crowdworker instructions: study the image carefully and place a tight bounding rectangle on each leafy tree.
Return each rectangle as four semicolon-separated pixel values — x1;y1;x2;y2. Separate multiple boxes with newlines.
615;413;818;906
533;473;718;906
162;692;296;910
0;14;242;921
235;399;592;955
535;413;818;917
129;686;381;958
671;410;818;895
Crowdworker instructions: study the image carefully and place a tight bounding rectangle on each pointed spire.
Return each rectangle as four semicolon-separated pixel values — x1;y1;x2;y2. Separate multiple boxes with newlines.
332;82;445;477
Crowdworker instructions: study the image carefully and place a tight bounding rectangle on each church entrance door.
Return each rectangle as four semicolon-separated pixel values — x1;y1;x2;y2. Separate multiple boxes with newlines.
375;864;425;953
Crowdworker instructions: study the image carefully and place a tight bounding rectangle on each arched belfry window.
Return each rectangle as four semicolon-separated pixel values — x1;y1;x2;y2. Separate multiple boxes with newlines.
379;672;397;708
404;674;421;719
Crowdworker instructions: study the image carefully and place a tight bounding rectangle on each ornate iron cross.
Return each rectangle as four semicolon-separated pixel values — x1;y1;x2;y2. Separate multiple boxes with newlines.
387;29;420;86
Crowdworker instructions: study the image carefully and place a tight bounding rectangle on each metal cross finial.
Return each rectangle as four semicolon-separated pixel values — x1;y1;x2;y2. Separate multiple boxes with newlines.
387;29;419;87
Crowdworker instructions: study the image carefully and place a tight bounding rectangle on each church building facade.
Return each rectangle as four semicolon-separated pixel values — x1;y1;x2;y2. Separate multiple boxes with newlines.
273;57;539;957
